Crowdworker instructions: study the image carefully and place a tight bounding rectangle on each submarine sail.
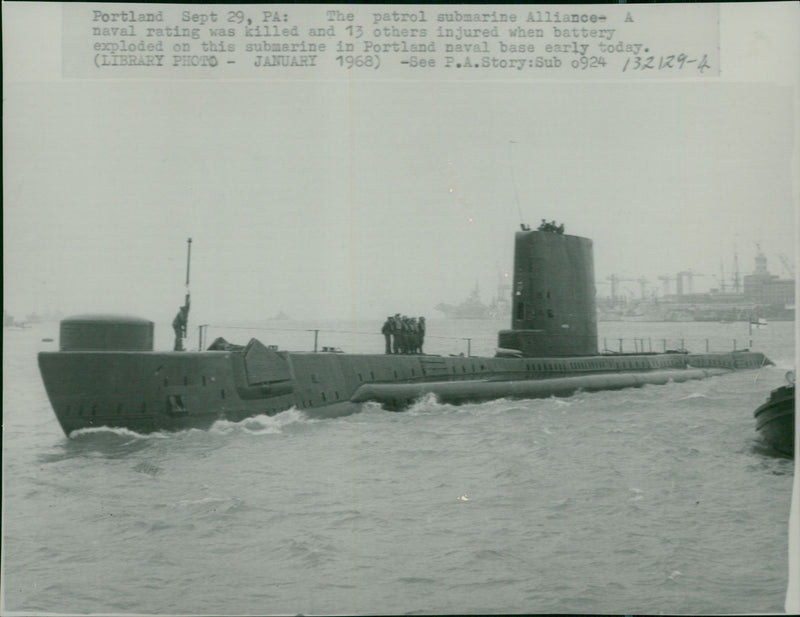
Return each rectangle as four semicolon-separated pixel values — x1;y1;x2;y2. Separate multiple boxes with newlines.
499;230;597;357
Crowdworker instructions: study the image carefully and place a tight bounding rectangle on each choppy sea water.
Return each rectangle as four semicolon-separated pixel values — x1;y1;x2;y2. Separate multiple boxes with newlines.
2;318;796;615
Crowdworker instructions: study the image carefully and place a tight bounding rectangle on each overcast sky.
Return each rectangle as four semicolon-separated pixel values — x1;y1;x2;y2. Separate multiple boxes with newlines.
4;3;798;324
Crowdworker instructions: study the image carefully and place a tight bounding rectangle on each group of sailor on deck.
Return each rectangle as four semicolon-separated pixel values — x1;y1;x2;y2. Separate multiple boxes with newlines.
382;314;425;355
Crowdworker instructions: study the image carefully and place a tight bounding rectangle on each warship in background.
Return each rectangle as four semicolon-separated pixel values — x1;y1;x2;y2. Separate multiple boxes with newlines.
435;275;512;320
597;245;795;323
4;308;63;329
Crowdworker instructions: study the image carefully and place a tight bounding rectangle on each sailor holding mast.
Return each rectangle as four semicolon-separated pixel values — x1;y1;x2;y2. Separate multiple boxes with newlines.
173;296;190;351
173;238;192;351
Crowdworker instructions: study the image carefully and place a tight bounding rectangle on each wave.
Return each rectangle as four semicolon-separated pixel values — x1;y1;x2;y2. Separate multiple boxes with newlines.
39;426;165;462
74;406;315;439
676;392;710;402
406;392;449;415
38;408;318;462
208;407;311;435
404;393;569;417
70;425;171;440
174;495;248;517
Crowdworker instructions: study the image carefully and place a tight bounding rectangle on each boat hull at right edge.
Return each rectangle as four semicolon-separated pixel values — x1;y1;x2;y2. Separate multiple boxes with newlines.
754;384;795;456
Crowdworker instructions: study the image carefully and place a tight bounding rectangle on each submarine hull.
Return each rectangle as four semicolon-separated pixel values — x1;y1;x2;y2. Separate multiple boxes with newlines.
39;345;770;436
37;229;772;436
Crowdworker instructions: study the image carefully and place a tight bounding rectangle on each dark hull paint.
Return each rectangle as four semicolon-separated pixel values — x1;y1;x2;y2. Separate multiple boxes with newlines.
38;347;770;436
352;367;732;408
754;385;795;456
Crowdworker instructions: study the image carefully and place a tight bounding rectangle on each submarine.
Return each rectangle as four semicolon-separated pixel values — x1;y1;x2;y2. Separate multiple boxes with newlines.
38;228;771;436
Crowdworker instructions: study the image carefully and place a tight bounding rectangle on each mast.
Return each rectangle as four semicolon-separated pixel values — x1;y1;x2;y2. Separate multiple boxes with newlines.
185;238;192;291
732;243;741;293
184;237;192;318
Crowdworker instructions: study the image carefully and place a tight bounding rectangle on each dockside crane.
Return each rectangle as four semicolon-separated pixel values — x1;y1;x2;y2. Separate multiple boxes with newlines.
658;274;676;296
606;274;645;301
606;274;621;301
636;277;649;300
778;253;795;278
678;269;706;295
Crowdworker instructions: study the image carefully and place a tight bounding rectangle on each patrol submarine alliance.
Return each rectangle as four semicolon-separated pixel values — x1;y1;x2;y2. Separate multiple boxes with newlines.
38;226;770;435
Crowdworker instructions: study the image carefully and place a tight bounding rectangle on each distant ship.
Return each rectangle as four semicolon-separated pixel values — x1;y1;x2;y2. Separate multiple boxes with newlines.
39;228;770;436
435;284;492;319
436;280;511;320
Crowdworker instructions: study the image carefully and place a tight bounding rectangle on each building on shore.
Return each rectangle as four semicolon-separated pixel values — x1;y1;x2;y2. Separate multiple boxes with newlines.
597;248;794;322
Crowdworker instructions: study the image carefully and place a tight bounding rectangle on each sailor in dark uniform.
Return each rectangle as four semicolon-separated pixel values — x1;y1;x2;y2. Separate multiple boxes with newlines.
172;295;190;351
381;317;393;354
396;316;405;354
418;316;426;354
401;316;411;354
392;314;402;354
408;317;418;354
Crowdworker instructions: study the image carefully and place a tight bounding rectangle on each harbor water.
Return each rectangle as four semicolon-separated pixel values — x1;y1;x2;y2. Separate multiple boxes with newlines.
2;318;795;615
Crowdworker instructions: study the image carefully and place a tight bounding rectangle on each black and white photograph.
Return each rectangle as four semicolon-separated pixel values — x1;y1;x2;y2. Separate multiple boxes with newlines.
3;2;798;614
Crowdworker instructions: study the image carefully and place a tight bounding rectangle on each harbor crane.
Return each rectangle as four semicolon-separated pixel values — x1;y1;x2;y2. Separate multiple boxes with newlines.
606;274;645;301
636;277;649;299
606;274;621;300
778;253;795;278
658;274;676;296
676;269;706;295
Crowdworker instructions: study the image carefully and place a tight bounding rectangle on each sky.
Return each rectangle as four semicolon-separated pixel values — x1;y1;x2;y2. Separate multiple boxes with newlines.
3;3;798;326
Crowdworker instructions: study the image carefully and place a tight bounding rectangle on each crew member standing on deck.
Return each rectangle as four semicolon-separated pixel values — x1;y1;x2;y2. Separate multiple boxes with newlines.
172;294;190;351
400;316;411;354
418;316;426;354
392;314;402;354
381;316;393;354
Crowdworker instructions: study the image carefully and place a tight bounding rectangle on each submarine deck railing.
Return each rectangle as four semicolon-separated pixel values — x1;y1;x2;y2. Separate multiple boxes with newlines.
191;324;763;358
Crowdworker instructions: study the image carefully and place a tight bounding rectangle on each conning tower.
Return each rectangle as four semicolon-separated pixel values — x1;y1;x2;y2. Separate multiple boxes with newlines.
498;230;597;357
